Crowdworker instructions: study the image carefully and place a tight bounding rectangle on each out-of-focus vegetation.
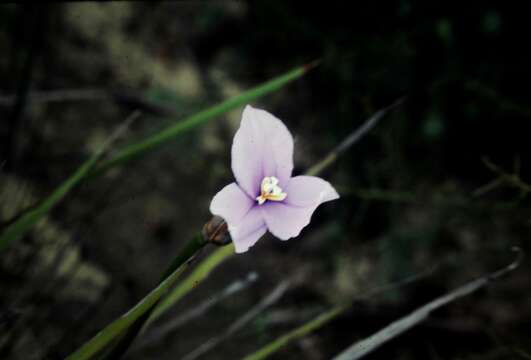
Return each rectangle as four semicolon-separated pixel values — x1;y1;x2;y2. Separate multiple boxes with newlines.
1;2;530;359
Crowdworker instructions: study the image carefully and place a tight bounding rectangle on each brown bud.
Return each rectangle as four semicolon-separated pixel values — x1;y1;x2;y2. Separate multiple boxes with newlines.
202;216;232;246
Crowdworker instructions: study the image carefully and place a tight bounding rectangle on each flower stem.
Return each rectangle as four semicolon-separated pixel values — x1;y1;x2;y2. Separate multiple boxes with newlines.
100;234;209;360
160;233;208;281
306;98;404;176
66;233;208;360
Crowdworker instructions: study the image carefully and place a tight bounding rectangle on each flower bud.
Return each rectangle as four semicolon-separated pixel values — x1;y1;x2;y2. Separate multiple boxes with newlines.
202;216;231;246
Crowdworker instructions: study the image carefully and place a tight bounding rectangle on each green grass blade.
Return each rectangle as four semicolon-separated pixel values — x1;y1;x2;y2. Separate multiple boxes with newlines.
305;98;403;177
241;267;438;360
242;305;347;360
66;234;207;360
91;62;316;177
150;243;236;322
0;159;96;251
100;243;235;359
331;248;523;360
0;112;139;252
243;248;522;360
66;263;187;360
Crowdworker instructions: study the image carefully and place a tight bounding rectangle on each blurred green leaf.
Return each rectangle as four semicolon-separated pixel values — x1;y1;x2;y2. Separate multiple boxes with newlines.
0;112;138;252
436;19;453;45
483;11;501;33
243;305;346;360
423;112;444;138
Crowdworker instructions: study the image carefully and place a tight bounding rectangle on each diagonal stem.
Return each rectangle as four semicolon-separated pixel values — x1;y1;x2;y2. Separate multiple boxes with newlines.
306;98;404;176
332;247;523;360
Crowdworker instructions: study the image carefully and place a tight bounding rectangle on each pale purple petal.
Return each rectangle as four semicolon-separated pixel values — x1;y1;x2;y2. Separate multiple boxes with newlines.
210;182;253;225
228;206;267;253
261;176;339;240
214;106;339;252
231;105;294;198
233;224;267;253
260;203;314;240
284;176;339;207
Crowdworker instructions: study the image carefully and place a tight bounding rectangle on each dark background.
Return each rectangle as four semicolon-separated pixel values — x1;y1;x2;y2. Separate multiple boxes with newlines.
1;2;530;359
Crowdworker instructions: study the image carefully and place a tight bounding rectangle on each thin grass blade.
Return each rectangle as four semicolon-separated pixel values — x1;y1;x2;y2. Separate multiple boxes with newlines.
0;112;139;252
332;248;523;360
66;234;207;360
90;62;317;177
242;305;346;360
240;264;434;360
151;243;236;321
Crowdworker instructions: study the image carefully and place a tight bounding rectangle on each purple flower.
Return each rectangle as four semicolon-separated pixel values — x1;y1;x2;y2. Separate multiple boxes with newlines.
210;105;339;253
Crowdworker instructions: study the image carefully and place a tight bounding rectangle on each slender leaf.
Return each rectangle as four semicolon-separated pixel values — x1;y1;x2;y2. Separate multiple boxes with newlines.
151;243;235;321
99;243;235;360
241;263;441;360
305;98;403;177
0;112;139;252
131;272;258;353
332;248;522;360
90;62;316;177
66;234;207;360
184;280;291;360
243;305;347;360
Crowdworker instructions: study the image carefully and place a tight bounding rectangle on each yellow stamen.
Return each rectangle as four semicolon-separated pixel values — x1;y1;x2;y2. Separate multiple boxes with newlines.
256;176;287;205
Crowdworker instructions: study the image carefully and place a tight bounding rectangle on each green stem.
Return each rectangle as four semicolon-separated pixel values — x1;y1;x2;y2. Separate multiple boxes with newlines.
243;305;348;360
66;234;208;360
101;234;208;360
305;98;403;177
242;263;440;360
160;234;208;281
150;243;235;322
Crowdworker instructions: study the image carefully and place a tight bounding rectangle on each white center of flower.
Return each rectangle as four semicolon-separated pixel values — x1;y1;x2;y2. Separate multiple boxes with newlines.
256;176;287;205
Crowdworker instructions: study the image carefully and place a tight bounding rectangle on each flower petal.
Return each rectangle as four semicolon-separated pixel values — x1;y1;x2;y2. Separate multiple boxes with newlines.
234;224;267;253
210;182;254;225
284;176;339;207
260;203;314;240
261;177;339;240
228;206;267;253
231;105;294;198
